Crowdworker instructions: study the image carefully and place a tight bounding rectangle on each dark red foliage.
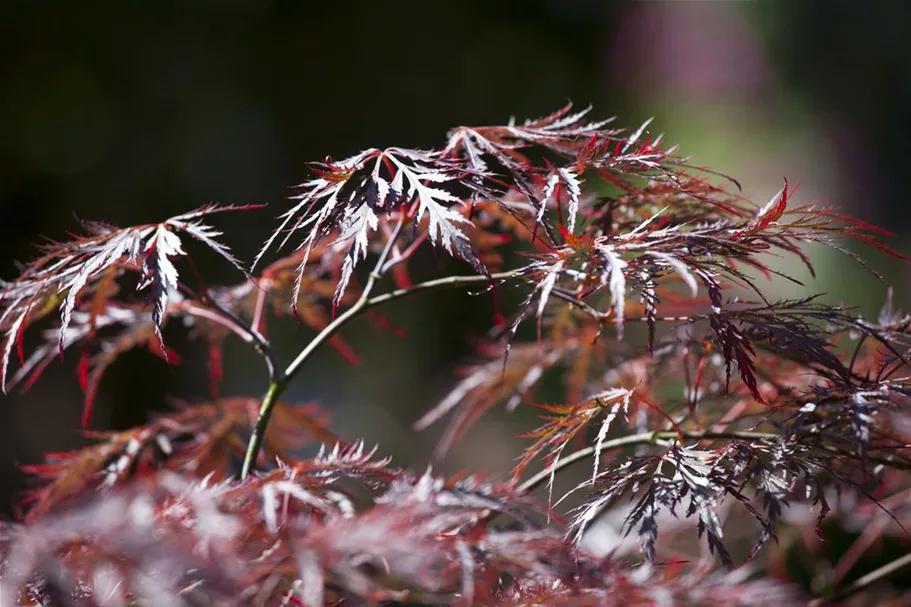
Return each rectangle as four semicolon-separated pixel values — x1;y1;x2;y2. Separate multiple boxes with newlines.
3;105;911;605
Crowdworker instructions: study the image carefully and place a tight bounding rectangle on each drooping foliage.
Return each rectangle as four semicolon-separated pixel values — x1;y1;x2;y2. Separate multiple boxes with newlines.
2;104;911;605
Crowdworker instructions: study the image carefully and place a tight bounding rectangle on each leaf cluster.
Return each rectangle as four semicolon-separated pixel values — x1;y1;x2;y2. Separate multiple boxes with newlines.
3;104;911;605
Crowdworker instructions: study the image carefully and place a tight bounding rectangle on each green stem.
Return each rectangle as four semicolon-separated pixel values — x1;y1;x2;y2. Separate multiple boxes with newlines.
282;276;381;389
240;265;388;480
240;379;281;478
240;219;415;479
365;270;519;307
516;431;665;494
239;268;524;478
240;276;384;478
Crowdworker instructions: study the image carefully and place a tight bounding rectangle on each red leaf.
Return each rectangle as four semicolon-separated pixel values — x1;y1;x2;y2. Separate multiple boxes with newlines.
15;310;28;366
77;351;89;392
391;263;413;289
1;205;251;394
207;343;223;398
148;337;182;365
814;486;831;542
80;390;96;430
328;335;361;366
367;310;407;338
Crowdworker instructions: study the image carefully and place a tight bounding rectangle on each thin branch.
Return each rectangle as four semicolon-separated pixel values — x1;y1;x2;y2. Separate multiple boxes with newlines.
546;287;607;321
239;378;281;478
251;281;268;336
545;285;699;326
809;551;911;606
365;270;521;308
516;431;666;494
83;262;279;380
282;218;407;382
202;296;278;380
831;517;889;586
380;231;429;274
240;217;406;479
175;281;279;379
239;261;531;478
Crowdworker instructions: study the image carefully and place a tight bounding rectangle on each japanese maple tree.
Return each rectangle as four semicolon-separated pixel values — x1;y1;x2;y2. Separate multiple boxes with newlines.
2;104;911;605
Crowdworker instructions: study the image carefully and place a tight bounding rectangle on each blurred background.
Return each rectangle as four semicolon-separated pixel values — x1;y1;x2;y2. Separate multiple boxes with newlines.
2;0;910;595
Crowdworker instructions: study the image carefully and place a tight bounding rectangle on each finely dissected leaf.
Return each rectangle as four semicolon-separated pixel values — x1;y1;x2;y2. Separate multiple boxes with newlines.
513;388;635;497
734;178;792;238
10;305;162;428
0;205;252;393
256;105;682;316
255;148;488;313
20;398;335;522
648;251;698;297
4;470;802;607
7;287;328;428
542;167;583;233
501;256;570;354
443;103;617;173
386;152;472;252
334;202;379;310
711;313;761;401
569;446;730;564
595;243;628;338
591;388;633;482
6;105;911;606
